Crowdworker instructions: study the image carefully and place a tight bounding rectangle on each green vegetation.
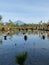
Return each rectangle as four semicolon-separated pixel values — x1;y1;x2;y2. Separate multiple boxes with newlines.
24;35;27;41
42;35;45;40
16;52;28;65
0;15;49;34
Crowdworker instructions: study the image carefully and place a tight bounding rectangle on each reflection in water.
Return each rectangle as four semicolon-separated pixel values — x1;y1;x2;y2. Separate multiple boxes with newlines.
39;31;46;40
23;32;26;35
42;35;45;40
0;39;3;44
15;43;17;46
4;36;7;40
24;35;27;41
0;31;49;65
0;36;3;44
47;32;49;39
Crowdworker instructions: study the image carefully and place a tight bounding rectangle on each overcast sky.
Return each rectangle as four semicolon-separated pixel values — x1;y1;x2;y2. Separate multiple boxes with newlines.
0;0;49;23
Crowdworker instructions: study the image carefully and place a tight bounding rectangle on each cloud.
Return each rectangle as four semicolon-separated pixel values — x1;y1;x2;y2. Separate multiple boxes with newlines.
0;0;49;23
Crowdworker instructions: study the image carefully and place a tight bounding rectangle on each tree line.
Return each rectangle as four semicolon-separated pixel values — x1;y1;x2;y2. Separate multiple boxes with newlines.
0;15;49;31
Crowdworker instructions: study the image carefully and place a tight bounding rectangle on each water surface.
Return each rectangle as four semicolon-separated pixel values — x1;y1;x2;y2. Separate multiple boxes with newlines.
0;31;49;65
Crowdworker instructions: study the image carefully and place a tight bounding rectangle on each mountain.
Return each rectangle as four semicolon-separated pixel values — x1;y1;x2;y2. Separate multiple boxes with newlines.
14;20;25;25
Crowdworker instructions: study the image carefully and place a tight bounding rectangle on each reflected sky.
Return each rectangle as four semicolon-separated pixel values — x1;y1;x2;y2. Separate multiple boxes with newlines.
0;31;49;65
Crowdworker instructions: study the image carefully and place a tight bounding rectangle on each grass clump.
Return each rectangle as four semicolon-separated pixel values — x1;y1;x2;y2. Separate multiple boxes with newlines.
16;52;28;65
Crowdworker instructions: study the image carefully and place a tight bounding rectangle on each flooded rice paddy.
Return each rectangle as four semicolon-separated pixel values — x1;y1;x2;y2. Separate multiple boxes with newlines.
0;31;49;65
